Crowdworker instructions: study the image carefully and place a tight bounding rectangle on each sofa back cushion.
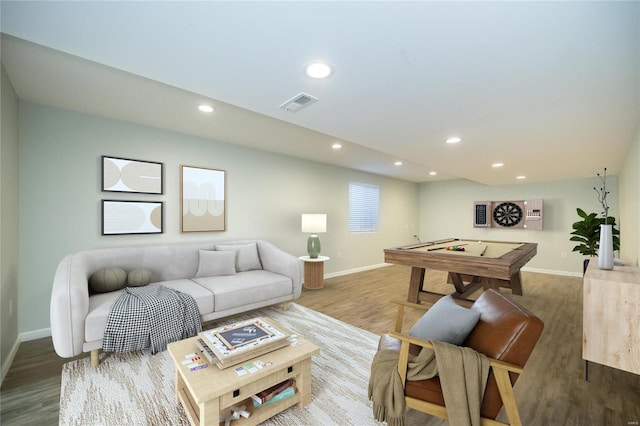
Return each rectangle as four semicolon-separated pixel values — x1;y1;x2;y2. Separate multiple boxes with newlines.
84;242;215;282
196;250;237;277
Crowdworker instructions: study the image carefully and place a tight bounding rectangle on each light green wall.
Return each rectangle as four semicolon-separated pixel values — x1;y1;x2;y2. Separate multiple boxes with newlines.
418;177;619;275
1;65;20;376
10;102;640;338
618;123;640;266
17;102;420;334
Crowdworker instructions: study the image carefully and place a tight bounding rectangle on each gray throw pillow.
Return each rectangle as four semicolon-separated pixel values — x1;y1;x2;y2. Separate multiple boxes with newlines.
127;268;152;287
215;243;262;271
409;295;480;345
89;267;127;293
196;250;237;277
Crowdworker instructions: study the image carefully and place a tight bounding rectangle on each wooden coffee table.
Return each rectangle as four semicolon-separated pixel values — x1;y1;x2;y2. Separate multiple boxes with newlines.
167;323;320;426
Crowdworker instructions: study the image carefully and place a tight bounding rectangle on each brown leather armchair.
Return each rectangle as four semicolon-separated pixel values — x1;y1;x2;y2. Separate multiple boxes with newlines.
378;289;544;426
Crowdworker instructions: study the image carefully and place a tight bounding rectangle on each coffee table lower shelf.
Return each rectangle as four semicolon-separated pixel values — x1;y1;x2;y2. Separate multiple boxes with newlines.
177;386;302;426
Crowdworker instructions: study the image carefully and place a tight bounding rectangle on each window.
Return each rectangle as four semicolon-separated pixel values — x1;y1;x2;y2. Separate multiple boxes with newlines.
349;182;379;233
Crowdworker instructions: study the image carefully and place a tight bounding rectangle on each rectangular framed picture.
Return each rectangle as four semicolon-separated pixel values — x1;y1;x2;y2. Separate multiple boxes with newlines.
102;155;163;194
181;165;226;232
102;200;164;235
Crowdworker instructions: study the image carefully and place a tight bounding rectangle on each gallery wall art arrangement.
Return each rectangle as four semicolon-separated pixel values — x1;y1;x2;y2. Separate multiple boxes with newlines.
99;157;227;234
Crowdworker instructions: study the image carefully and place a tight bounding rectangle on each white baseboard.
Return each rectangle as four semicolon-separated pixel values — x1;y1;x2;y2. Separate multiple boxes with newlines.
521;266;583;278
1;337;20;386
20;327;52;341
322;263;582;280
324;263;390;280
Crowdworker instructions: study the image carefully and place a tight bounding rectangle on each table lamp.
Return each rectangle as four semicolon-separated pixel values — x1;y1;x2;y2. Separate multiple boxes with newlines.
301;214;326;258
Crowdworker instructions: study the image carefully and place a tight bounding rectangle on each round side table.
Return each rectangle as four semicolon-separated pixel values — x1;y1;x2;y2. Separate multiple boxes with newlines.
298;256;330;289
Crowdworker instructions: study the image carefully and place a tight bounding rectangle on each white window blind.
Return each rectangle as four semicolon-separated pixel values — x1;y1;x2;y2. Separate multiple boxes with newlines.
349;182;379;233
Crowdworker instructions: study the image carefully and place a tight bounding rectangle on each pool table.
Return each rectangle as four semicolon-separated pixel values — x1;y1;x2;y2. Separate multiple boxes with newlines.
384;238;537;304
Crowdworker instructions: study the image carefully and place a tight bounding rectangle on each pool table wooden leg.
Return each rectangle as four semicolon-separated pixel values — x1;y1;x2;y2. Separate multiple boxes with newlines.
510;272;524;295
408;267;425;303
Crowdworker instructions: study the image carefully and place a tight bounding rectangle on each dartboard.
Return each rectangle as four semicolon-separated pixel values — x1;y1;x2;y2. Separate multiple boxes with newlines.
493;202;523;227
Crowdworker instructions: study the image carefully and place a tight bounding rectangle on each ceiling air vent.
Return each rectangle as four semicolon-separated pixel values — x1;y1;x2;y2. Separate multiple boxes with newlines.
279;92;318;112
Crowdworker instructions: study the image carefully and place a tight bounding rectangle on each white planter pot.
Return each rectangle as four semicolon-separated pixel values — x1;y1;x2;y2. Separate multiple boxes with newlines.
598;224;614;270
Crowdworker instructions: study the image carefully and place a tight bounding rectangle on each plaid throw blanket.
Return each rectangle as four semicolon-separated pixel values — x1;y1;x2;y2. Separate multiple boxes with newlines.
103;286;202;354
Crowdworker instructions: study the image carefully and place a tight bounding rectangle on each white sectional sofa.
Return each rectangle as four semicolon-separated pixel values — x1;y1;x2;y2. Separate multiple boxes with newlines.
50;240;302;365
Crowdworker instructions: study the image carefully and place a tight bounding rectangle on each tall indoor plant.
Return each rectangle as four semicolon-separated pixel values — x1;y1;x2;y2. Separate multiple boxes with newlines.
569;168;620;272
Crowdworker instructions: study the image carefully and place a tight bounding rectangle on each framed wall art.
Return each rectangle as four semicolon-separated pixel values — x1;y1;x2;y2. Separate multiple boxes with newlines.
102;200;164;235
181;165;226;232
102;156;163;194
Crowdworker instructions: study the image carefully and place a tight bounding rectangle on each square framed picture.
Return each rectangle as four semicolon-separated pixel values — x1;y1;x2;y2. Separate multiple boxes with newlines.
102;156;163;194
181;165;226;232
102;200;164;235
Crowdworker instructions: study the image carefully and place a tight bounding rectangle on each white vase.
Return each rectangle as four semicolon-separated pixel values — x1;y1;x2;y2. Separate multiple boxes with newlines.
598;224;614;270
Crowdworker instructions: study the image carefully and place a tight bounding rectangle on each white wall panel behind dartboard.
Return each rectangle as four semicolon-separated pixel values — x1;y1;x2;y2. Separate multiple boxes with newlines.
474;199;543;230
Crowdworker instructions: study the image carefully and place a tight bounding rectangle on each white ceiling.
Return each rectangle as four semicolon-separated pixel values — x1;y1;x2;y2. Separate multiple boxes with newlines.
1;1;639;185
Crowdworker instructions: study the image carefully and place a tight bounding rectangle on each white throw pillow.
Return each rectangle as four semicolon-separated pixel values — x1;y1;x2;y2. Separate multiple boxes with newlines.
195;250;237;277
215;243;262;272
409;295;480;345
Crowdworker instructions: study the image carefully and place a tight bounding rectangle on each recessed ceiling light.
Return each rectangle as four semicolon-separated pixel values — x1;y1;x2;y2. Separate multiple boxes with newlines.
198;105;214;113
304;61;333;79
332;143;342;150
492;163;504;168
445;137;462;144
429;171;437;176
516;175;526;180
394;161;403;166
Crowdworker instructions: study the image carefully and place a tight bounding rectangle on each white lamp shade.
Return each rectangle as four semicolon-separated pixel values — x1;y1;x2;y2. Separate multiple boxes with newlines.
301;214;327;233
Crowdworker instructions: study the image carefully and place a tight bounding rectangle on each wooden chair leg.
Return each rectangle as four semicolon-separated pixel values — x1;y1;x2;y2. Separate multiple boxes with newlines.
90;349;100;367
493;368;522;426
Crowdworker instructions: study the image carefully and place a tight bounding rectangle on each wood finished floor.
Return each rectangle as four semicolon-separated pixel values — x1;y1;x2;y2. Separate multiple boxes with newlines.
1;265;639;425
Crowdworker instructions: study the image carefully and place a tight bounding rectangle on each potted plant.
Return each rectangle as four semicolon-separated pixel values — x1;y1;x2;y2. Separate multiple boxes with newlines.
570;208;603;257
570;168;620;273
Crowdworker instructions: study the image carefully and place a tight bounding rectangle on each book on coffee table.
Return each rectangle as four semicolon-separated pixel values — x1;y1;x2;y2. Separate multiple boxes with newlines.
199;317;291;369
251;378;295;405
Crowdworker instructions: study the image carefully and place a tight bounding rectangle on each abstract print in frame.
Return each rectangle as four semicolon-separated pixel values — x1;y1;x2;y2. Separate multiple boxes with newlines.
102;200;163;235
181;165;226;232
102;155;163;194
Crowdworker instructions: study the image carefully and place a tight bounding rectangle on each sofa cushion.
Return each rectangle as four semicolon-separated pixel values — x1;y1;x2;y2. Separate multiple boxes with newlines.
215;242;262;271
193;270;291;311
148;280;214;315
127;268;152;287
89;267;127;293
196;250;237;277
409;295;480;345
84;279;215;343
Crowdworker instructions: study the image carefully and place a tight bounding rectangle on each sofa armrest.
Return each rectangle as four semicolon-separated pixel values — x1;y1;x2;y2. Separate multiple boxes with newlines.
50;253;92;358
256;240;303;299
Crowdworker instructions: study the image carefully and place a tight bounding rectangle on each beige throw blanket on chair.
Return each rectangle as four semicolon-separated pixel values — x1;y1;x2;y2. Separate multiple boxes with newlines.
368;340;489;426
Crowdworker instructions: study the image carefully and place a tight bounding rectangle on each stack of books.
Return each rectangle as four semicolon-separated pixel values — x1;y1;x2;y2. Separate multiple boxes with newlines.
251;378;296;408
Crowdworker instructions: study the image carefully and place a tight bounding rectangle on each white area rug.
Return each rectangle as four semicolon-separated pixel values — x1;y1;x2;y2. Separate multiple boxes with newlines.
60;303;436;425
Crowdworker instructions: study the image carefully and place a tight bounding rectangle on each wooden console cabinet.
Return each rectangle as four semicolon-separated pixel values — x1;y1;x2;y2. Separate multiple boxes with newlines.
583;260;640;378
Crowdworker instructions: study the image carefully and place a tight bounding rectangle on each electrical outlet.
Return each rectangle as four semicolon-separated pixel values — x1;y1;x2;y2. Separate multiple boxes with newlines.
561;251;567;258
